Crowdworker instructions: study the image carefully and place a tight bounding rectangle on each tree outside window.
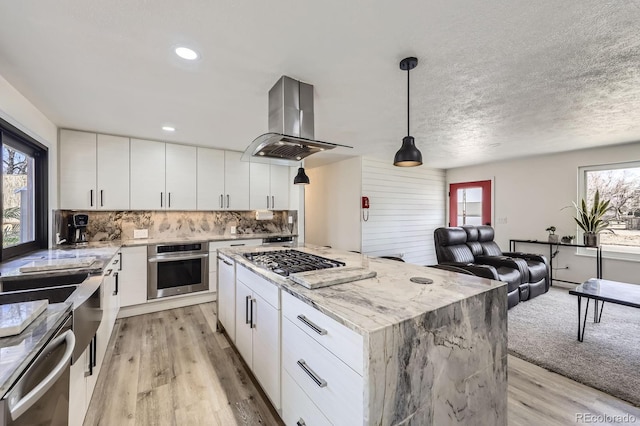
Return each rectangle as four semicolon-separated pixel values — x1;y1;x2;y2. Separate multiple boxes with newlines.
585;166;640;248
2;145;35;248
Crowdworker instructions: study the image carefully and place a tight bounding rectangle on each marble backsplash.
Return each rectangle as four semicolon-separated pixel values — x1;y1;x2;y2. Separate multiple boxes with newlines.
53;210;297;243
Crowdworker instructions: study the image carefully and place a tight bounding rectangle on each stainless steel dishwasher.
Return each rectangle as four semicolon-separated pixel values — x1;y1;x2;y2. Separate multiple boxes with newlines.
0;315;75;426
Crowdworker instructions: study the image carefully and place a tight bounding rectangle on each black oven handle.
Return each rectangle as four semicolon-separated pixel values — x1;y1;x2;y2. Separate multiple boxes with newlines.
148;253;209;263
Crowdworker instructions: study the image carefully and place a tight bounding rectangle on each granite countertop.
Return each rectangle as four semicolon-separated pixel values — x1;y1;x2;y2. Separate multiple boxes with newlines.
218;245;506;335
0;302;72;397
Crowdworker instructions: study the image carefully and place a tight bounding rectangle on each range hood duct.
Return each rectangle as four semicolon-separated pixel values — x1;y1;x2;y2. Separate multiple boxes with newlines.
242;76;351;166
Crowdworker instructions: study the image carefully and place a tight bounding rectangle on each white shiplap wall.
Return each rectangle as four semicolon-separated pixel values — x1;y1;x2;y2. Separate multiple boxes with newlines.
361;157;445;265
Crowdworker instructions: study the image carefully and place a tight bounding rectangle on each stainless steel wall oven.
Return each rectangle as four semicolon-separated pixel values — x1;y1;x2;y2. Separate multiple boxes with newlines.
147;242;209;299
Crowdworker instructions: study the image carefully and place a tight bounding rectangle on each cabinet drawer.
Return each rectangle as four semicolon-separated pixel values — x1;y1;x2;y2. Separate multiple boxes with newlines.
283;317;363;426
282;291;363;375
237;264;279;309
209;239;263;251
282;369;331;426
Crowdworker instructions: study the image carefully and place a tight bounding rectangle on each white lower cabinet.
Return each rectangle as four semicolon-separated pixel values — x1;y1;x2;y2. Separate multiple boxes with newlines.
234;266;281;410
118;246;147;307
281;290;364;426
217;253;236;342
282;369;331;426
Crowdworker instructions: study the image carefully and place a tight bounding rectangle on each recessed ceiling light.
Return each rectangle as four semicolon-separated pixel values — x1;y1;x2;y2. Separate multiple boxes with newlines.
162;126;176;132
175;47;199;60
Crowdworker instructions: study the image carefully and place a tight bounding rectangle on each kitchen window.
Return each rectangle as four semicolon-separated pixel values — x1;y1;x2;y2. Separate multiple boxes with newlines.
578;161;640;260
1;119;48;260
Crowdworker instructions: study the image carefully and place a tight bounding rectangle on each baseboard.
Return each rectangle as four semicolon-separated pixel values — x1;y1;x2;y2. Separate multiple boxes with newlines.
117;291;216;318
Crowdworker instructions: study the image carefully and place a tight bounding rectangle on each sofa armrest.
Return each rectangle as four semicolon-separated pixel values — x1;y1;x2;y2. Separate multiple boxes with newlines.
475;255;530;283
503;252;548;266
431;262;499;280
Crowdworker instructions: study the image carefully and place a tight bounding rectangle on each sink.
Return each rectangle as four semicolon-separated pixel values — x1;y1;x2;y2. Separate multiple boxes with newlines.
1;272;89;292
0;285;77;305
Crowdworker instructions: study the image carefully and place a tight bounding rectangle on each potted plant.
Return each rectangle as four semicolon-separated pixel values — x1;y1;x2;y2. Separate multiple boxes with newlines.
561;235;575;244
574;190;610;247
546;226;558;243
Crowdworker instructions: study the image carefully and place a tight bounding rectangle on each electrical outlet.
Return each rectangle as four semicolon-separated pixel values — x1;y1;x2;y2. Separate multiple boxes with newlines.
288;215;293;224
133;229;148;239
230;226;236;234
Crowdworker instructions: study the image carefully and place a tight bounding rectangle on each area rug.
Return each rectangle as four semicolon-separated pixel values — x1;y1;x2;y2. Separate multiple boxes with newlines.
508;286;640;407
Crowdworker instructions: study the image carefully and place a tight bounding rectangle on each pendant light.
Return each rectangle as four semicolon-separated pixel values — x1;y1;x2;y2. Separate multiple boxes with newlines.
293;167;310;185
394;57;423;167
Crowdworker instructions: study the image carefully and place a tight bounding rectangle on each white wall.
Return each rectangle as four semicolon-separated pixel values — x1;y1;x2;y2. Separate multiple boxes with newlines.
361;158;445;265
446;142;640;285
305;157;362;252
0;74;58;245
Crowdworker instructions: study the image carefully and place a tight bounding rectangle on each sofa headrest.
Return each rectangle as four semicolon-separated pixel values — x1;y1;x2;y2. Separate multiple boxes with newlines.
462;225;478;242
434;227;467;246
477;225;495;242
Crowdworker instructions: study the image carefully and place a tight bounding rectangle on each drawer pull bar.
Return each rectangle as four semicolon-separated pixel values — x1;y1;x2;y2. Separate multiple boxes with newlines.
297;419;306;426
297;315;327;335
297;359;327;388
217;256;233;266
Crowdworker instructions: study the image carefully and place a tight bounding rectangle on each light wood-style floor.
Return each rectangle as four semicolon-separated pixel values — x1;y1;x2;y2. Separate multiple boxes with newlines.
86;303;640;425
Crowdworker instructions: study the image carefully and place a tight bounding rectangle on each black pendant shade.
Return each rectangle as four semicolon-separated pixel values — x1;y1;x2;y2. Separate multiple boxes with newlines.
394;57;423;167
394;136;422;167
293;167;310;185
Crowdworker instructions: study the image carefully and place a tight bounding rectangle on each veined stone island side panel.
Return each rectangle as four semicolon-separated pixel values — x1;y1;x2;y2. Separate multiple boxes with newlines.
365;287;507;425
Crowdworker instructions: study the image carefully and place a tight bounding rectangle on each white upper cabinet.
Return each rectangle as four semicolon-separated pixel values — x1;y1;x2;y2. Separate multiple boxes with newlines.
224;151;250;210
96;134;130;209
249;163;290;210
59;130;129;210
130;138;166;210
196;147;225;210
166;143;197;210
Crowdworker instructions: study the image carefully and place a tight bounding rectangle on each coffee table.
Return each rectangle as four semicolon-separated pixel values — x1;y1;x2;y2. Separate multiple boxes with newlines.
569;279;640;342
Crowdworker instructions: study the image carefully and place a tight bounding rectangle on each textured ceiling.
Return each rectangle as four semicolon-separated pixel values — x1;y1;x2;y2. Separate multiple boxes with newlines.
0;1;639;168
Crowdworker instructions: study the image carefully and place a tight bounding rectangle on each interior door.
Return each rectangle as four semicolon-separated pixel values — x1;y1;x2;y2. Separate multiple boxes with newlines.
449;180;492;226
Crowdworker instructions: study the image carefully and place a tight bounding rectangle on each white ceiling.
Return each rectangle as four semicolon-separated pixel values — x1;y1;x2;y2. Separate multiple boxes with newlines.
0;1;639;169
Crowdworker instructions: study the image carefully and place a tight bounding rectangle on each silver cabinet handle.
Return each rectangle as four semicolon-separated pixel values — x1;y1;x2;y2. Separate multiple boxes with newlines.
217;256;233;266
90;189;94;207
297;315;327;335
8;330;75;420
272;195;275;209
220;194;223;209
100;190;104;207
297;359;327;388
245;295;251;324
267;195;270;209
297;420;306;426
226;194;230;208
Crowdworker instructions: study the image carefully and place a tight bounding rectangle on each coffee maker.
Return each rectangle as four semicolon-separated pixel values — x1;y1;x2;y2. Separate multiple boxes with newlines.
67;214;89;245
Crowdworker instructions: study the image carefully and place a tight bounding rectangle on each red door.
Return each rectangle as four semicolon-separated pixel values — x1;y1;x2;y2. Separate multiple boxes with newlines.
449;180;492;227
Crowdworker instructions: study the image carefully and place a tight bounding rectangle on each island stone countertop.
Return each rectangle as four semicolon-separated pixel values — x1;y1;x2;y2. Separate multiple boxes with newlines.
218;244;508;425
0;302;72;396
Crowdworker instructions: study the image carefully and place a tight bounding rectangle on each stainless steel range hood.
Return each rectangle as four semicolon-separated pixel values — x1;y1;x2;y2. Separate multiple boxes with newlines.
242;76;351;166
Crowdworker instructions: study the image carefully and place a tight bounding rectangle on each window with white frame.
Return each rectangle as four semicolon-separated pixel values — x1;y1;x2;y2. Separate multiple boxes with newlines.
579;161;640;254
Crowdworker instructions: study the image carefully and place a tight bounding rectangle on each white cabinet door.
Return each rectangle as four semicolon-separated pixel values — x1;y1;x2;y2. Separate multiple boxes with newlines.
197;147;225;210
59;130;97;209
130;139;165;210
217;255;235;342
68;350;88;426
235;280;253;365
249;162;270;210
251;292;281;409
96;134;130;210
118;247;147;307
165;143;197;210
269;164;290;210
224;151;250;210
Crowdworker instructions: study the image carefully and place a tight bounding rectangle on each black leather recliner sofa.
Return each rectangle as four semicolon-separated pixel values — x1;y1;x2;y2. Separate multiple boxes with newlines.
433;225;550;309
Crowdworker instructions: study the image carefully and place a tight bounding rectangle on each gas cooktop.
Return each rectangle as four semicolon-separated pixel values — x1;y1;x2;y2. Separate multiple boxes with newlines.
243;250;345;276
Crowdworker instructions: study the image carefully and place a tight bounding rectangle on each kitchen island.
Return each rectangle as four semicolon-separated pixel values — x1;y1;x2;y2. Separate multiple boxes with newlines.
218;245;507;425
